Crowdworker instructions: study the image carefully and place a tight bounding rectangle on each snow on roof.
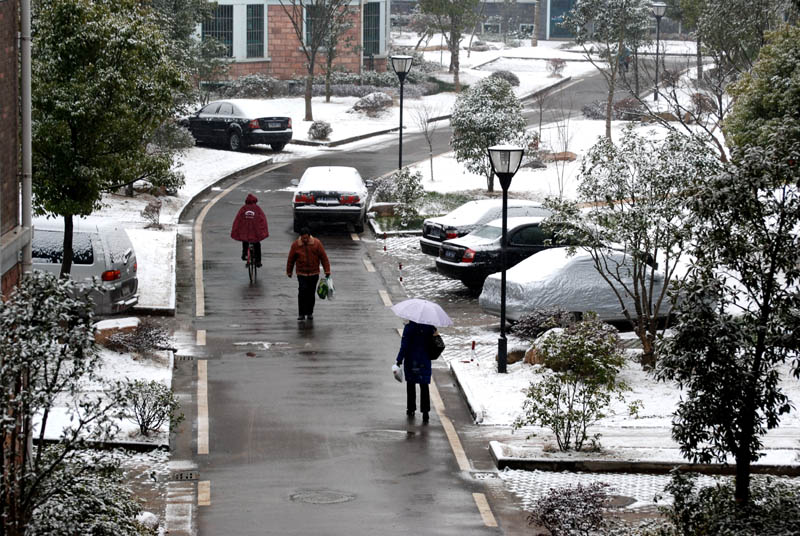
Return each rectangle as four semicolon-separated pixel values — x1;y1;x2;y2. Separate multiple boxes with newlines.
430;198;541;226
484;216;546;228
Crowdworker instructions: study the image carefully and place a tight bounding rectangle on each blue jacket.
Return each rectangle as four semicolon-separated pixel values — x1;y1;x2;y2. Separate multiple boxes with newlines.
396;321;436;384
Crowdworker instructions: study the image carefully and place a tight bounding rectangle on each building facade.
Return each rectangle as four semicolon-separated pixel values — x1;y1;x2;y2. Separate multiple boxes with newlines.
391;0;577;42
200;0;391;79
1;0;26;297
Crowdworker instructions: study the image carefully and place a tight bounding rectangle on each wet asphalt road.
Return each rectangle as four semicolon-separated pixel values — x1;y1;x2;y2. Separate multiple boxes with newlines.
171;67;669;534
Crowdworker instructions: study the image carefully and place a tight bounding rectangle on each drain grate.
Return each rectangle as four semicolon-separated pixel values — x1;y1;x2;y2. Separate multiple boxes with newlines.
175;355;196;362
289;489;355;505
171;470;199;481
472;471;499;480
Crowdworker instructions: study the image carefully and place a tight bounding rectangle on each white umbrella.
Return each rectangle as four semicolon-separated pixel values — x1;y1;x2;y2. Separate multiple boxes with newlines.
390;298;453;327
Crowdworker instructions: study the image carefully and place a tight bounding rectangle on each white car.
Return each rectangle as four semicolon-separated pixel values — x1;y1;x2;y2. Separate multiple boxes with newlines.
292;166;370;233
420;199;551;256
479;247;667;322
31;220;139;316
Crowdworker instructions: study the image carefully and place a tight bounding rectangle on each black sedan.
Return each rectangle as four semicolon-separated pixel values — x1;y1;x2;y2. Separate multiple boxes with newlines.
435;216;563;291
182;99;292;151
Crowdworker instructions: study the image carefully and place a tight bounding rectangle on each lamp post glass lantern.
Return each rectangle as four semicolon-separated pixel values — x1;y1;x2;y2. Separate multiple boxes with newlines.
390;55;414;170
651;2;666;102
488;145;524;374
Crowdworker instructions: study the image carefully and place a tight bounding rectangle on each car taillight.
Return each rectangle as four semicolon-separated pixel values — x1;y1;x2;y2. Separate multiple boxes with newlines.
445;229;458;239
102;270;121;281
133;262;137;273
339;195;360;204
294;193;315;203
287;118;292;128
248;119;260;129
461;249;476;263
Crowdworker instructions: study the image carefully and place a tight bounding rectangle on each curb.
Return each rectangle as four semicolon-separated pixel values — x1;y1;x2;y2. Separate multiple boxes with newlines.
449;361;485;424
291;127;400;148
489;441;800;477
174;156;275;224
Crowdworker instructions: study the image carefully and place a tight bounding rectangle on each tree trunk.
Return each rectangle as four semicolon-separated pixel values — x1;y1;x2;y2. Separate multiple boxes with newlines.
429;151;434;182
60;213;74;277
696;36;703;81
305;58;315;121
325;54;333;103
634;48;640;95
486;170;494;192
451;21;461;93
531;1;539;46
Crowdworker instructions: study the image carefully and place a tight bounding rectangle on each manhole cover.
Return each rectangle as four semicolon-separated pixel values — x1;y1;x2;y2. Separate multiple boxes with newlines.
289;489;355;505
357;430;416;441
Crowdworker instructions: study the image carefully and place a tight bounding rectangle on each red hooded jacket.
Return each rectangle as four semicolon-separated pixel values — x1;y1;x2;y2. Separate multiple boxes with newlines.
231;194;269;242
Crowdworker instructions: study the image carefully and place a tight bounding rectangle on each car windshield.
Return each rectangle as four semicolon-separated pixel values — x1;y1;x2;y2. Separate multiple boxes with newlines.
470;225;503;240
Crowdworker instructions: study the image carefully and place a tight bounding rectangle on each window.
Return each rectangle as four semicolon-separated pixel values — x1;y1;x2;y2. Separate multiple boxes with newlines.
509;225;548;247
32;230;94;265
217;102;234;115
200;102;221;114
202;5;234;57
305;4;324;45
247;4;264;58
519;23;535;36
363;2;380;56
482;22;501;34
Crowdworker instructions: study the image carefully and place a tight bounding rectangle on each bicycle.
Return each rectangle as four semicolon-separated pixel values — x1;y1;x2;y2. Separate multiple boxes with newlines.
245;242;257;283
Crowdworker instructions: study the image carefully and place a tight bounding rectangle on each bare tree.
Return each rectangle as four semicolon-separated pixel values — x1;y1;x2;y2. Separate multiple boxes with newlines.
278;0;352;120
419;0;481;92
412;103;443;181
322;5;356;102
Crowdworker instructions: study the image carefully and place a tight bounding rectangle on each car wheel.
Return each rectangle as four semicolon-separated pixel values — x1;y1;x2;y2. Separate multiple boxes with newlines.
354;216;365;233
271;143;286;152
228;132;242;151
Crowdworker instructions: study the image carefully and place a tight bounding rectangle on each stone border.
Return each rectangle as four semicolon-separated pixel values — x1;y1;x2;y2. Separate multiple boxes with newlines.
489;441;800;477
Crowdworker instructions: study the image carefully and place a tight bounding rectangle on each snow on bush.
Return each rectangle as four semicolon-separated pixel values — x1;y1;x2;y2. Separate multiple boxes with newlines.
115;379;183;437
350;92;393;117
489;70;520;87
510;307;575;341
547;58;567;77
105;318;171;356
223;74;286;98
528;482;610;536
308;120;332;140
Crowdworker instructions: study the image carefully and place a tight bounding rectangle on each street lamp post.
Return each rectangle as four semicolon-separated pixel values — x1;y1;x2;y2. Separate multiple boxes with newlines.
651;2;667;102
390;55;414;170
488;145;524;374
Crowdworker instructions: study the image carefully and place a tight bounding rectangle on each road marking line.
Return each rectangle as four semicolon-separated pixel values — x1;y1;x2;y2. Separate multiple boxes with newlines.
196;329;206;346
193;163;288;317
197;360;209;455
363;258;375;272
379;289;392;306
198;481;211;506
350;233;360;241
431;380;471;471
473;493;498;527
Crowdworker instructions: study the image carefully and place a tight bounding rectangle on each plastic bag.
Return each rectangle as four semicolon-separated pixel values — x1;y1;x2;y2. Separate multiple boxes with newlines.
316;277;329;300
326;275;335;300
392;364;403;382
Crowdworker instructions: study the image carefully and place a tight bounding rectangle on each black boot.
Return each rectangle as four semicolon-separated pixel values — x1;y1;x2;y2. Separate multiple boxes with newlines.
422;412;429;424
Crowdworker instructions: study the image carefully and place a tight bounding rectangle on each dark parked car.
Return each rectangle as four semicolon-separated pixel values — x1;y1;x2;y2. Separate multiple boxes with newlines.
435;216;564;291
420;199;550;256
292;166;371;233
183;99;292;151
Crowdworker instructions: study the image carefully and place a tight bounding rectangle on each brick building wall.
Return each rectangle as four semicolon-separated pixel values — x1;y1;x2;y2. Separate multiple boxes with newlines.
266;5;365;79
1;0;20;294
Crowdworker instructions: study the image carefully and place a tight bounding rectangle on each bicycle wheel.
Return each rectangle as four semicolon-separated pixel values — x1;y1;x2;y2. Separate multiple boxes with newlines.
247;245;256;283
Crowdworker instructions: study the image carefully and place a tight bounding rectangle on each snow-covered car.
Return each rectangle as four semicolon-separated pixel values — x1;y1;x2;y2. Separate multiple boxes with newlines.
420;199;550;256
31;221;139;316
182;99;292;152
478;247;667;322
435;216;563;291
292;166;371;233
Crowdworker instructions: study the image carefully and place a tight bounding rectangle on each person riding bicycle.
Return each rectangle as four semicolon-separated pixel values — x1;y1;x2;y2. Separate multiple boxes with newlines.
231;193;269;267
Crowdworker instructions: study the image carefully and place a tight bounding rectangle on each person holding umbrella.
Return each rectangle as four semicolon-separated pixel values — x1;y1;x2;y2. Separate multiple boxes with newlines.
392;299;452;423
